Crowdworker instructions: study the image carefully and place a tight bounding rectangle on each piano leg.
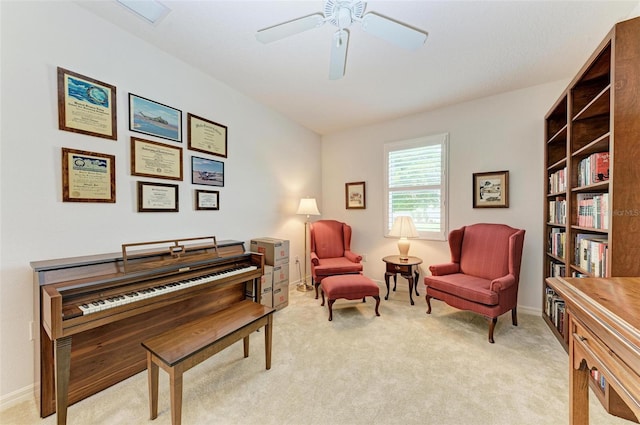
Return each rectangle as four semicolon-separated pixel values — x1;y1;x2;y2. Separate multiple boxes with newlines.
54;336;72;425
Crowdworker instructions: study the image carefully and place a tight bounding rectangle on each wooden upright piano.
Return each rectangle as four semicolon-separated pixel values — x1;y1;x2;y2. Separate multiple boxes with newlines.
32;237;264;425
547;276;640;424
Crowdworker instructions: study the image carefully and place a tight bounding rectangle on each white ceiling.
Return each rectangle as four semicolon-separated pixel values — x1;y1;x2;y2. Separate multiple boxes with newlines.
78;0;638;135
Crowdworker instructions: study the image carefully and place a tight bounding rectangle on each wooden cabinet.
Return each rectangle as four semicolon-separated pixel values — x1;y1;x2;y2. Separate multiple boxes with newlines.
542;16;640;422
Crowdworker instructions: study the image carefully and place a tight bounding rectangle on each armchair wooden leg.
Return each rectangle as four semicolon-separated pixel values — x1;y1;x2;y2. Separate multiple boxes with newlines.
512;307;518;326
426;295;432;314
373;296;380;316
314;281;320;300
488;317;497;343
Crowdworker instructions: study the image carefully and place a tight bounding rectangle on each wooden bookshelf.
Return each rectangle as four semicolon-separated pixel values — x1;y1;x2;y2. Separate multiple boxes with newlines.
542;16;640;422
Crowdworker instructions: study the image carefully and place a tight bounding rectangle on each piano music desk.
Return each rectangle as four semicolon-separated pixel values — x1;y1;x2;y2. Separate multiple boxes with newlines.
142;300;275;425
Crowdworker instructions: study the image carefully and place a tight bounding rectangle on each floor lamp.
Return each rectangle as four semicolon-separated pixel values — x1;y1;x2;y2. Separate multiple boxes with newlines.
296;198;320;292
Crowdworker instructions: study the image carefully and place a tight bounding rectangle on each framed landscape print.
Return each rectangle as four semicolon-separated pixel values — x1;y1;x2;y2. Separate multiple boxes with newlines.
195;190;220;210
187;113;227;158
345;181;366;209
62;148;116;203
129;94;182;142
137;181;179;212
191;156;224;187
473;170;509;208
57;67;117;140
130;137;183;181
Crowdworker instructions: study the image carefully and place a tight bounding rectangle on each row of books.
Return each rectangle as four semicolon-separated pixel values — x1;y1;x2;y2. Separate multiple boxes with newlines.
575;234;609;277
544;287;565;334
549;261;565;277
577;152;609;187
548;196;566;224
576;192;609;229
548;167;567;193
548;228;566;258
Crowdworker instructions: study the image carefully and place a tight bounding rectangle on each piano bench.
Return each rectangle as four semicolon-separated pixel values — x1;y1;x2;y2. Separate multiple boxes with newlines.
141;300;275;425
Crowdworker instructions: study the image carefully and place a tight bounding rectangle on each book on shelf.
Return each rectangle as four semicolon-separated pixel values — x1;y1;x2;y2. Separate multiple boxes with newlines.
549;261;565;277
548;228;566;257
577;152;609;187
576;193;609;229
575;234;608;277
549;167;567;193
548;196;566;224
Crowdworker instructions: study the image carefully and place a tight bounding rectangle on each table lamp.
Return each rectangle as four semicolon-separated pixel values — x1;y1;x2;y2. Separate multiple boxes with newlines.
296;197;320;291
389;216;418;261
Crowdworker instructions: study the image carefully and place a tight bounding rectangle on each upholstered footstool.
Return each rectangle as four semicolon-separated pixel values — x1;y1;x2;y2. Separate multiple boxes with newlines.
320;274;380;321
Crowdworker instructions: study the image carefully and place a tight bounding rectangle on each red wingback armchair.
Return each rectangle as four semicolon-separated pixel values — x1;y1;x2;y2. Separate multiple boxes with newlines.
310;220;363;299
424;223;525;343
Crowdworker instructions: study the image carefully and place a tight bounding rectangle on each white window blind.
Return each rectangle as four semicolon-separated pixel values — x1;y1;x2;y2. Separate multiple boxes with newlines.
384;133;449;241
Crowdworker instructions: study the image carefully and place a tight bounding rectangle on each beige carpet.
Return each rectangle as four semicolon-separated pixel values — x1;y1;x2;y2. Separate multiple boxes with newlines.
0;282;631;425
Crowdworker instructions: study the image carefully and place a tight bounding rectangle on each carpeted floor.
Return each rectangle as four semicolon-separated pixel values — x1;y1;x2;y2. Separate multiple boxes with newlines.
0;281;631;425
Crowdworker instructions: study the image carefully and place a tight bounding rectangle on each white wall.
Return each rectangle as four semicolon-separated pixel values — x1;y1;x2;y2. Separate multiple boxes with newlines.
0;1;320;406
321;80;568;314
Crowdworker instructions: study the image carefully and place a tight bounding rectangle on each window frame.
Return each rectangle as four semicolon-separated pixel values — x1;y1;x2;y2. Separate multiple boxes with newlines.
383;133;449;241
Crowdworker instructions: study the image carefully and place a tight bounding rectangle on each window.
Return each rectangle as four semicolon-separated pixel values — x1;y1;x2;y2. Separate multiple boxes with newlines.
384;133;449;241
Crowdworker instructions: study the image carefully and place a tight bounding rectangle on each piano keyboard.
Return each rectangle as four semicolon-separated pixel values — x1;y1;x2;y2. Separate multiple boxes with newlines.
78;265;257;316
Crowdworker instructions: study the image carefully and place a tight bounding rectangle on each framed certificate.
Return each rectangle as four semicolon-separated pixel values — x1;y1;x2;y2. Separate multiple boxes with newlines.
131;137;183;181
195;190;219;210
62;148;115;203
57;67;117;140
187;113;227;158
137;181;179;212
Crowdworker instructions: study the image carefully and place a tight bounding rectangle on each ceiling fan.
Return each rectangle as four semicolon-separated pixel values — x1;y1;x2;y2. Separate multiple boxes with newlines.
256;0;428;80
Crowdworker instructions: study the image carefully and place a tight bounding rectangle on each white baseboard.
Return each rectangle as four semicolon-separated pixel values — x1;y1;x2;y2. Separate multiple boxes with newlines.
0;383;35;412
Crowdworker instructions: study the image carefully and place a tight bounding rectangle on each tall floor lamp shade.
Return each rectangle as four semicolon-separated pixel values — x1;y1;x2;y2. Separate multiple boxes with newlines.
389;216;419;261
296;198;320;292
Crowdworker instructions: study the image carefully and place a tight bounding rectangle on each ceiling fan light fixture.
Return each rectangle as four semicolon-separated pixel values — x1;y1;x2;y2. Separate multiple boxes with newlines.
256;0;427;79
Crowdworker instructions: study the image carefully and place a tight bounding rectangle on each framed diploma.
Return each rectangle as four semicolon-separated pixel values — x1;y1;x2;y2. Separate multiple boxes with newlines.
195;190;220;210
62;148;116;203
137;181;179;212
129;94;182;142
187;113;227;158
57;67;117;140
131;137;183;181
191;156;224;187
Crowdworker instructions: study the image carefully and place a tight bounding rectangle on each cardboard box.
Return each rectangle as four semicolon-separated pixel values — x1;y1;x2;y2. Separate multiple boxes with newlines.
250;237;289;266
245;265;273;298
260;287;273;308
273;284;289;310
272;264;289;286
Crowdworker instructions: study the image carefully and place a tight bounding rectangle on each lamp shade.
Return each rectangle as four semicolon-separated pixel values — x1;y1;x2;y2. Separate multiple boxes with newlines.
389;216;418;238
297;198;320;216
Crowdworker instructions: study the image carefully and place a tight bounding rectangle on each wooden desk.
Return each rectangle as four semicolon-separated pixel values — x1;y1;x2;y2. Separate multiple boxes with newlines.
546;277;640;424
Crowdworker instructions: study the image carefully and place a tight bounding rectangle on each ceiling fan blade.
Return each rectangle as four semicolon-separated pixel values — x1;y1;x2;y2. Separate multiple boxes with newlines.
329;30;349;80
256;13;324;44
361;12;427;50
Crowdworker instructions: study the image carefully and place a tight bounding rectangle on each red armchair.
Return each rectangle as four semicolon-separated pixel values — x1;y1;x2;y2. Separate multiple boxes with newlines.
424;223;525;343
310;220;363;299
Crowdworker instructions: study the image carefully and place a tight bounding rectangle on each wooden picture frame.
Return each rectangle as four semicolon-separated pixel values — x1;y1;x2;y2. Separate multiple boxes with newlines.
129;94;182;142
62;148;115;203
195;190;220;210
191;156;224;187
137;181;179;212
130;137;183;181
57;67;117;140
473;170;509;208
187;113;227;158
345;181;366;209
